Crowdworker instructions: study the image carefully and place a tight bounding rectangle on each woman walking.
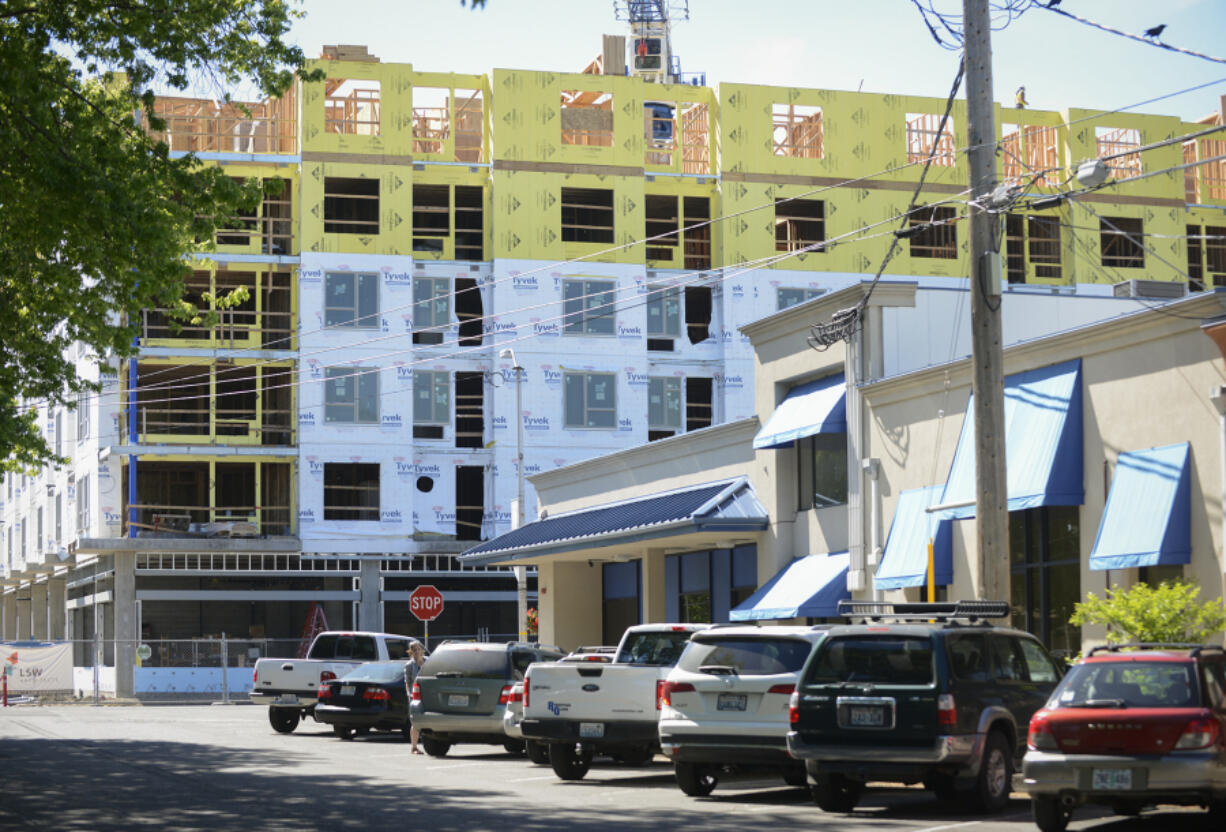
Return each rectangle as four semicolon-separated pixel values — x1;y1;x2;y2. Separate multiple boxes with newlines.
405;641;426;754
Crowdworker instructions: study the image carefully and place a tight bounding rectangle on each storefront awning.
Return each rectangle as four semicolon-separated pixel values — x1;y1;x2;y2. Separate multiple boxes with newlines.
459;477;768;566
729;552;849;620
939;359;1083;518
1090;443;1191;571
874;485;952;590
753;374;846;449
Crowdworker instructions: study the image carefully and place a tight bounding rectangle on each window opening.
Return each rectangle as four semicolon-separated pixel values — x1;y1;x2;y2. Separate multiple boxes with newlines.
772;104;823;159
77;475;90;534
324;177;379;235
324;78;380;136
262;271;293;349
646;285;680;351
561;89;614;147
775;199;826;253
1004;215;1062;283
645;195;679;261
561;188;614;244
325;367;378;424
1009;505;1081;654
1100;216;1144;268
454;186;484;260
325;272;379;328
413;276;450;345
684;285;712;345
413;370;449;439
683;197;711;270
324;463;380;521
1001;124;1060;187
261;365;293;446
797;432;848;510
908;205;958;259
777;287;823;310
1095;126;1142;179
681;103;710;175
215;366;257;436
644;101;676;165
685;377;713;433
562;279;616;336
648;376;682;441
453;89;483;163
455;466;485;541
1186;224;1226;290
76;389;89;441
906;112;956;166
412;184;449;252
454;277;484;346
564;372;616;429
412;87;450;153
633;37;663;70
454;372;484;449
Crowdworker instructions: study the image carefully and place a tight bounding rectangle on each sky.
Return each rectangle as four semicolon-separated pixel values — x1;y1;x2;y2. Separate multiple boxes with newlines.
287;0;1226;122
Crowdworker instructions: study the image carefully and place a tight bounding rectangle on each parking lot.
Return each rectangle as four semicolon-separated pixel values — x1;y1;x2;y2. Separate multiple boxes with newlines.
0;703;1216;832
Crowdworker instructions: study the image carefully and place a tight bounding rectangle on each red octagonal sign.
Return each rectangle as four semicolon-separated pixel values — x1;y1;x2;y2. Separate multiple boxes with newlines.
409;584;445;622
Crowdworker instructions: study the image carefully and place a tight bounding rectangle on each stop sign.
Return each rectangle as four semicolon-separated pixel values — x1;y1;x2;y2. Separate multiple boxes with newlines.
409;585;445;622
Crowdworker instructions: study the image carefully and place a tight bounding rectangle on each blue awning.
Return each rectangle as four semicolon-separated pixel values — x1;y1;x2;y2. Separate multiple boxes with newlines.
874;486;953;590
729;552;849;620
939;359;1083;518
1090;443;1191;571
460;477;768;565
753;374;846;449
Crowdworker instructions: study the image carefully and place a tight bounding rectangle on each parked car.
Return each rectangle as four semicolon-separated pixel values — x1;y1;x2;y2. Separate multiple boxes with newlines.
410;641;565;757
1022;643;1226;832
658;624;826;796
788;600;1063;814
502;680;552;764
250;631;420;734
314;661;413;740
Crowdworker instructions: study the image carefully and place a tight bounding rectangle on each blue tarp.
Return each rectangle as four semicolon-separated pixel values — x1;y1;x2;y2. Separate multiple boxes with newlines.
940;359;1083;518
729;552;850;620
874;485;953;590
1089;442;1191;571
753;374;846;449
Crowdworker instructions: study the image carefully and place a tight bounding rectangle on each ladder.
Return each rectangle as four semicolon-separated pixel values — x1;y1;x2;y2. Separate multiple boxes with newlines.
295;602;329;658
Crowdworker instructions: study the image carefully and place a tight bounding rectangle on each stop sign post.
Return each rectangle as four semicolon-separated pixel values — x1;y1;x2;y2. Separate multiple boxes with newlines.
409;585;444;649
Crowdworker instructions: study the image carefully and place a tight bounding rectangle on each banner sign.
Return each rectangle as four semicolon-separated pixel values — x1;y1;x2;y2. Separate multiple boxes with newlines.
1;642;73;691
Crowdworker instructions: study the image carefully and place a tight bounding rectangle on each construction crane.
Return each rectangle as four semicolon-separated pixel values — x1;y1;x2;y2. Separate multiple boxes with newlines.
614;1;699;86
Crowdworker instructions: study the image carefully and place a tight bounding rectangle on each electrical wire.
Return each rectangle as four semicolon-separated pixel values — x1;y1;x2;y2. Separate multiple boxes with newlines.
1035;2;1226;67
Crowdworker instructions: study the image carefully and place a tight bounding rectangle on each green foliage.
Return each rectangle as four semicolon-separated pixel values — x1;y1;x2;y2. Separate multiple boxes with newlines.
0;1;318;469
1070;580;1226;645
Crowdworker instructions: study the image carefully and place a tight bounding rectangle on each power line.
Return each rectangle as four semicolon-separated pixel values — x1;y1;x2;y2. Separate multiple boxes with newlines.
1036;2;1226;67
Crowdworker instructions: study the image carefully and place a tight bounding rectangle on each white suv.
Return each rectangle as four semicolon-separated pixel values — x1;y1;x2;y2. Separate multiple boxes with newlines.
658;624;827;796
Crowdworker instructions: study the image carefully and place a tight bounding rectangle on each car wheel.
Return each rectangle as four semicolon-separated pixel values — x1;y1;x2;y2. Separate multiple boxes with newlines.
1032;796;1072;832
333;725;356;740
969;731;1013;813
811;773;862;813
674;762;718;797
612;744;654;766
503;738;526;756
549;742;593;781
526;740;551;765
422;737;451;757
268;708;300;734
782;764;808;788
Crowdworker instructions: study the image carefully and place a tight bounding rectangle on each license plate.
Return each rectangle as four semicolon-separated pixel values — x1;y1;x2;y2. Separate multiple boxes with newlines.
276;694;298;705
849;706;884;727
579;722;604;738
1092;768;1133;790
341;685;355;697
448;694;470;707
717;693;748;711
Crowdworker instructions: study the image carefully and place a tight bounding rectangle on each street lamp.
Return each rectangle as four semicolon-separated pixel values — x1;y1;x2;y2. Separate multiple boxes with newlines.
498;348;528;642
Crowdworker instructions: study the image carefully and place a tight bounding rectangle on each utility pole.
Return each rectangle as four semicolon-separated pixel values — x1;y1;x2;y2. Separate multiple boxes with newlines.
963;0;1009;602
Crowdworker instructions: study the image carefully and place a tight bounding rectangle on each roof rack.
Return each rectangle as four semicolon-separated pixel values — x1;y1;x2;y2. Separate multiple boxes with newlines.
837;600;1010;623
1086;642;1226;657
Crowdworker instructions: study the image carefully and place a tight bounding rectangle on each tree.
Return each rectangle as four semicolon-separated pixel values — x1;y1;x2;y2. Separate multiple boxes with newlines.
1069;579;1226;645
0;1;317;470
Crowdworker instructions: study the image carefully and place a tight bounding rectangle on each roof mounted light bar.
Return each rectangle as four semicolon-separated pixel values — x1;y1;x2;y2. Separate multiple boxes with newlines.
1086;642;1225;657
837;600;1010;623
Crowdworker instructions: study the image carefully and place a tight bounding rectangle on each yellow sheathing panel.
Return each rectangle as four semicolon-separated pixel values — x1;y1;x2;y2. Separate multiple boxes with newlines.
300;161;410;255
301;59;414;157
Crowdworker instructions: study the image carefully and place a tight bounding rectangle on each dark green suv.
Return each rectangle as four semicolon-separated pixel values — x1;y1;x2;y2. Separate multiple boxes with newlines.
787;601;1063;814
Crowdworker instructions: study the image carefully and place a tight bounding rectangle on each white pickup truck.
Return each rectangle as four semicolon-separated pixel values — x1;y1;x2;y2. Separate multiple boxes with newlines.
250;631;419;734
521;623;710;780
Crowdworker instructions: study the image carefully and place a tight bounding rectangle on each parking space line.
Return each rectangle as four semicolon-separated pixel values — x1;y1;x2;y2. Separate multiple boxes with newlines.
506;775;560;782
910;810;1030;832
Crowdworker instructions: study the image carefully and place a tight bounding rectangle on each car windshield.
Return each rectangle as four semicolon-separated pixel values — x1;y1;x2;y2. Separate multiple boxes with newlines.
1051;661;1201;709
616;631;693;666
340;661;407;684
308;635;378;661
420;647;508;679
678;637;816;676
805;636;935;686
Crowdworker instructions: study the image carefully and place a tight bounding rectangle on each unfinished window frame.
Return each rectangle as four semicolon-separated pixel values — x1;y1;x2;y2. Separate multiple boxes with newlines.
1095;126;1142;179
775;198;826;253
324;177;380;235
323;462;380;522
908;204;959;259
413;370;451;436
1000;123;1061;188
410;184;485;260
1186;224;1226;289
772;103;824;159
324;78;381;136
685;377;714;433
560;89;614;148
413;276;451;345
324;271;380;329
906;112;957;167
561;187;615;244
777;287;824;310
324;367;379;425
1004;214;1062;284
562;278;616;337
453;371;484;449
1099;216;1145;269
648;376;682;435
644;194;710;269
563;371;617;430
412;184;450;253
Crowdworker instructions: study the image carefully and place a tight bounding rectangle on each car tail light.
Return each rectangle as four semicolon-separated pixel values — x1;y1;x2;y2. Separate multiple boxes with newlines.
788;690;800;726
498;684;513;706
937;693;956;727
317;683;332;700
253;667;258;685
320;670;337;684
584;655;605;662
1027;711;1059;751
411;682;421;702
524;675;531;709
658;681;695;708
511;688;523;704
363;688;390;702
1174;717;1220;750
767;683;795;696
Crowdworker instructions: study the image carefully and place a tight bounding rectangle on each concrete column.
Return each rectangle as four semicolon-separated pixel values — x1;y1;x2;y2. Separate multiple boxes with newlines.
641;549;668;623
0;592;13;640
113;551;137;699
15;586;31;641
47;578;66;641
357;559;382;632
30;582;48;640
